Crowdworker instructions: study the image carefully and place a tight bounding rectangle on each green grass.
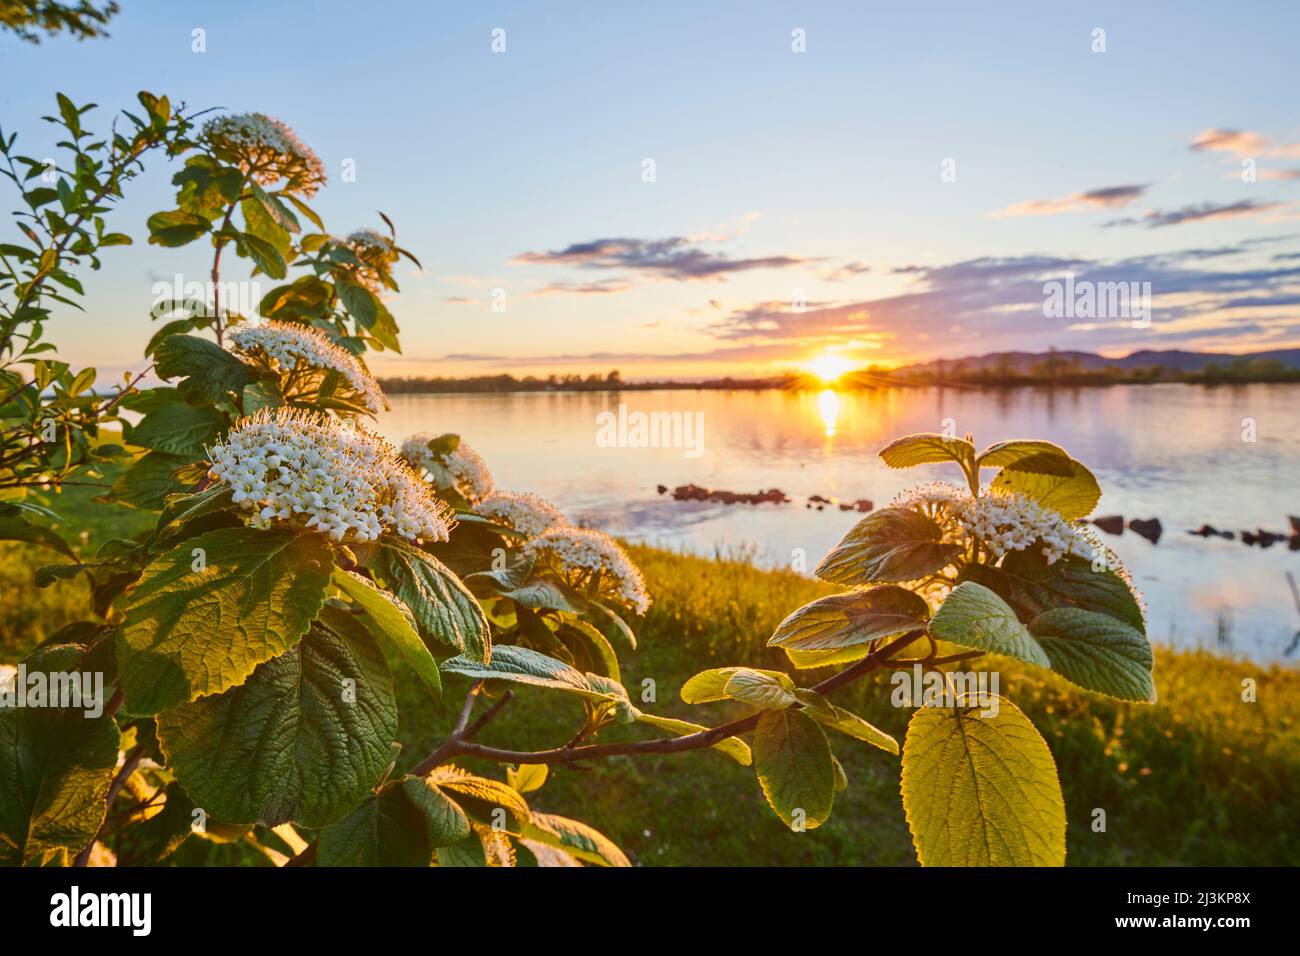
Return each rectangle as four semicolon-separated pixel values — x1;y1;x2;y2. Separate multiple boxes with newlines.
4;511;1297;866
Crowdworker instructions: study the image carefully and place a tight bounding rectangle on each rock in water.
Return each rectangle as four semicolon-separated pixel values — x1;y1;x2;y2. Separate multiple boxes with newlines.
1128;517;1162;543
1092;515;1125;535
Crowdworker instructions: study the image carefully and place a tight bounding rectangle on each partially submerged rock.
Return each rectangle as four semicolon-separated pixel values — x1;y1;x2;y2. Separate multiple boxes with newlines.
1128;517;1163;544
1091;514;1125;535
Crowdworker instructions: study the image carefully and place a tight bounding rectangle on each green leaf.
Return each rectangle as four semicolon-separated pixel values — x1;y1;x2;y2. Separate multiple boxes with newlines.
928;581;1050;668
506;763;549;794
118;527;334;715
332;569;441;697
317;775;470;866
371;539;490;663
1028;608;1156;702
239;232;287;279
154;334;253;406
107;452;187;510
962;550;1145;634
0;515;75;558
806;703;898;754
901;695;1065;866
752;709;835;830
722;668;798;709
816;507;962;586
768;586;928;651
156;608;398;828
425;766;530;825
975;439;1075;475
879;433;975;469
680;666;793;704
633;713;752;765
0;645;120;866
126;400;225;458
519;812;631;867
439;645;615;702
147;209;211;247
990;458;1101;520
336;279;378;328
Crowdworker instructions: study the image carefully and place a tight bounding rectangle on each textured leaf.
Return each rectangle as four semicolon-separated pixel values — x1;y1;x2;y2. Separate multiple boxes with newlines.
1028;608;1156;702
816;507;962;586
680;666;793;704
317;775;470;866
807;703;898;754
634;712;752;765
440;645;615;702
156;608;397;828
928;582;1050;668
108;451;187;511
769;586;929;651
518;838;582;867
975;439;1074;475
519;811;630;867
371;539;490;663
901;696;1065;866
118;527;334;715
990;458;1101;520
879;433;975;469
126;400;226;459
154;334;253;406
723;668;798;709
332;569;441;697
425;766;529;825
752;709;835;830
0;645;119;866
986;550;1145;634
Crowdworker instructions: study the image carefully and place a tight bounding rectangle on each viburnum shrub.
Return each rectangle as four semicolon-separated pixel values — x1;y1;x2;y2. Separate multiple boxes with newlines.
0;92;1154;869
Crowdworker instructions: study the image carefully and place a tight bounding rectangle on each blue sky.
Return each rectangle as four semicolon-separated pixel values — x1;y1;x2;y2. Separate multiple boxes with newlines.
4;0;1299;379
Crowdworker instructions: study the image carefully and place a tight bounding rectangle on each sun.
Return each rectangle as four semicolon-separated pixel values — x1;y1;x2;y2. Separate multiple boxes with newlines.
804;352;855;384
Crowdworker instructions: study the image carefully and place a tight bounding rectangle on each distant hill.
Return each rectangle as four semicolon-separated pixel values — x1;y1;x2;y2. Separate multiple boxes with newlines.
891;348;1300;376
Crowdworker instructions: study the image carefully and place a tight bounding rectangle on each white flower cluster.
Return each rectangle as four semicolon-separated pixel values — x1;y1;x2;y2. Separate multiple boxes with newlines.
475;491;567;538
332;229;399;292
401;434;494;505
229;321;387;414
525;527;650;614
202;112;326;197
892;481;1095;564
208;408;452;543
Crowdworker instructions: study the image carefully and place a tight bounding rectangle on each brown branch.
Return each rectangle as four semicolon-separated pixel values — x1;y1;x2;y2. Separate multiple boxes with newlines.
431;629;925;767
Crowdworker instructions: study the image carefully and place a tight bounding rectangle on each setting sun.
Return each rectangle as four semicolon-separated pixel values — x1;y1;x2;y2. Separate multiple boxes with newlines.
804;352;856;384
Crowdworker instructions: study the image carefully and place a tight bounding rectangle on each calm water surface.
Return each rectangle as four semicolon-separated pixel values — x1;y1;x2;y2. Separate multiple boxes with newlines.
377;384;1300;664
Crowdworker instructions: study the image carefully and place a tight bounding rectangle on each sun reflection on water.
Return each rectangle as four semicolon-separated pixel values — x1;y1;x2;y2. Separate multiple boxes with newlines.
817;388;840;437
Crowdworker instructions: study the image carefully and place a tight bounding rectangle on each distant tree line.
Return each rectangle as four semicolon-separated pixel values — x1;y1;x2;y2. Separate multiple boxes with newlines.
378;357;1300;395
377;371;791;394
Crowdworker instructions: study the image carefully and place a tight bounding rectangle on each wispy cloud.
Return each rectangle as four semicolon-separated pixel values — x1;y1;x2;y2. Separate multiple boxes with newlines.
818;260;873;281
527;279;638;297
1103;199;1288;228
1190;127;1300;159
992;184;1149;218
1190;128;1272;157
512;236;808;281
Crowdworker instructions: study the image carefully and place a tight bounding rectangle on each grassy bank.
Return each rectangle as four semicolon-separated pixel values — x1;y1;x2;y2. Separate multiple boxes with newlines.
3;519;1297;866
